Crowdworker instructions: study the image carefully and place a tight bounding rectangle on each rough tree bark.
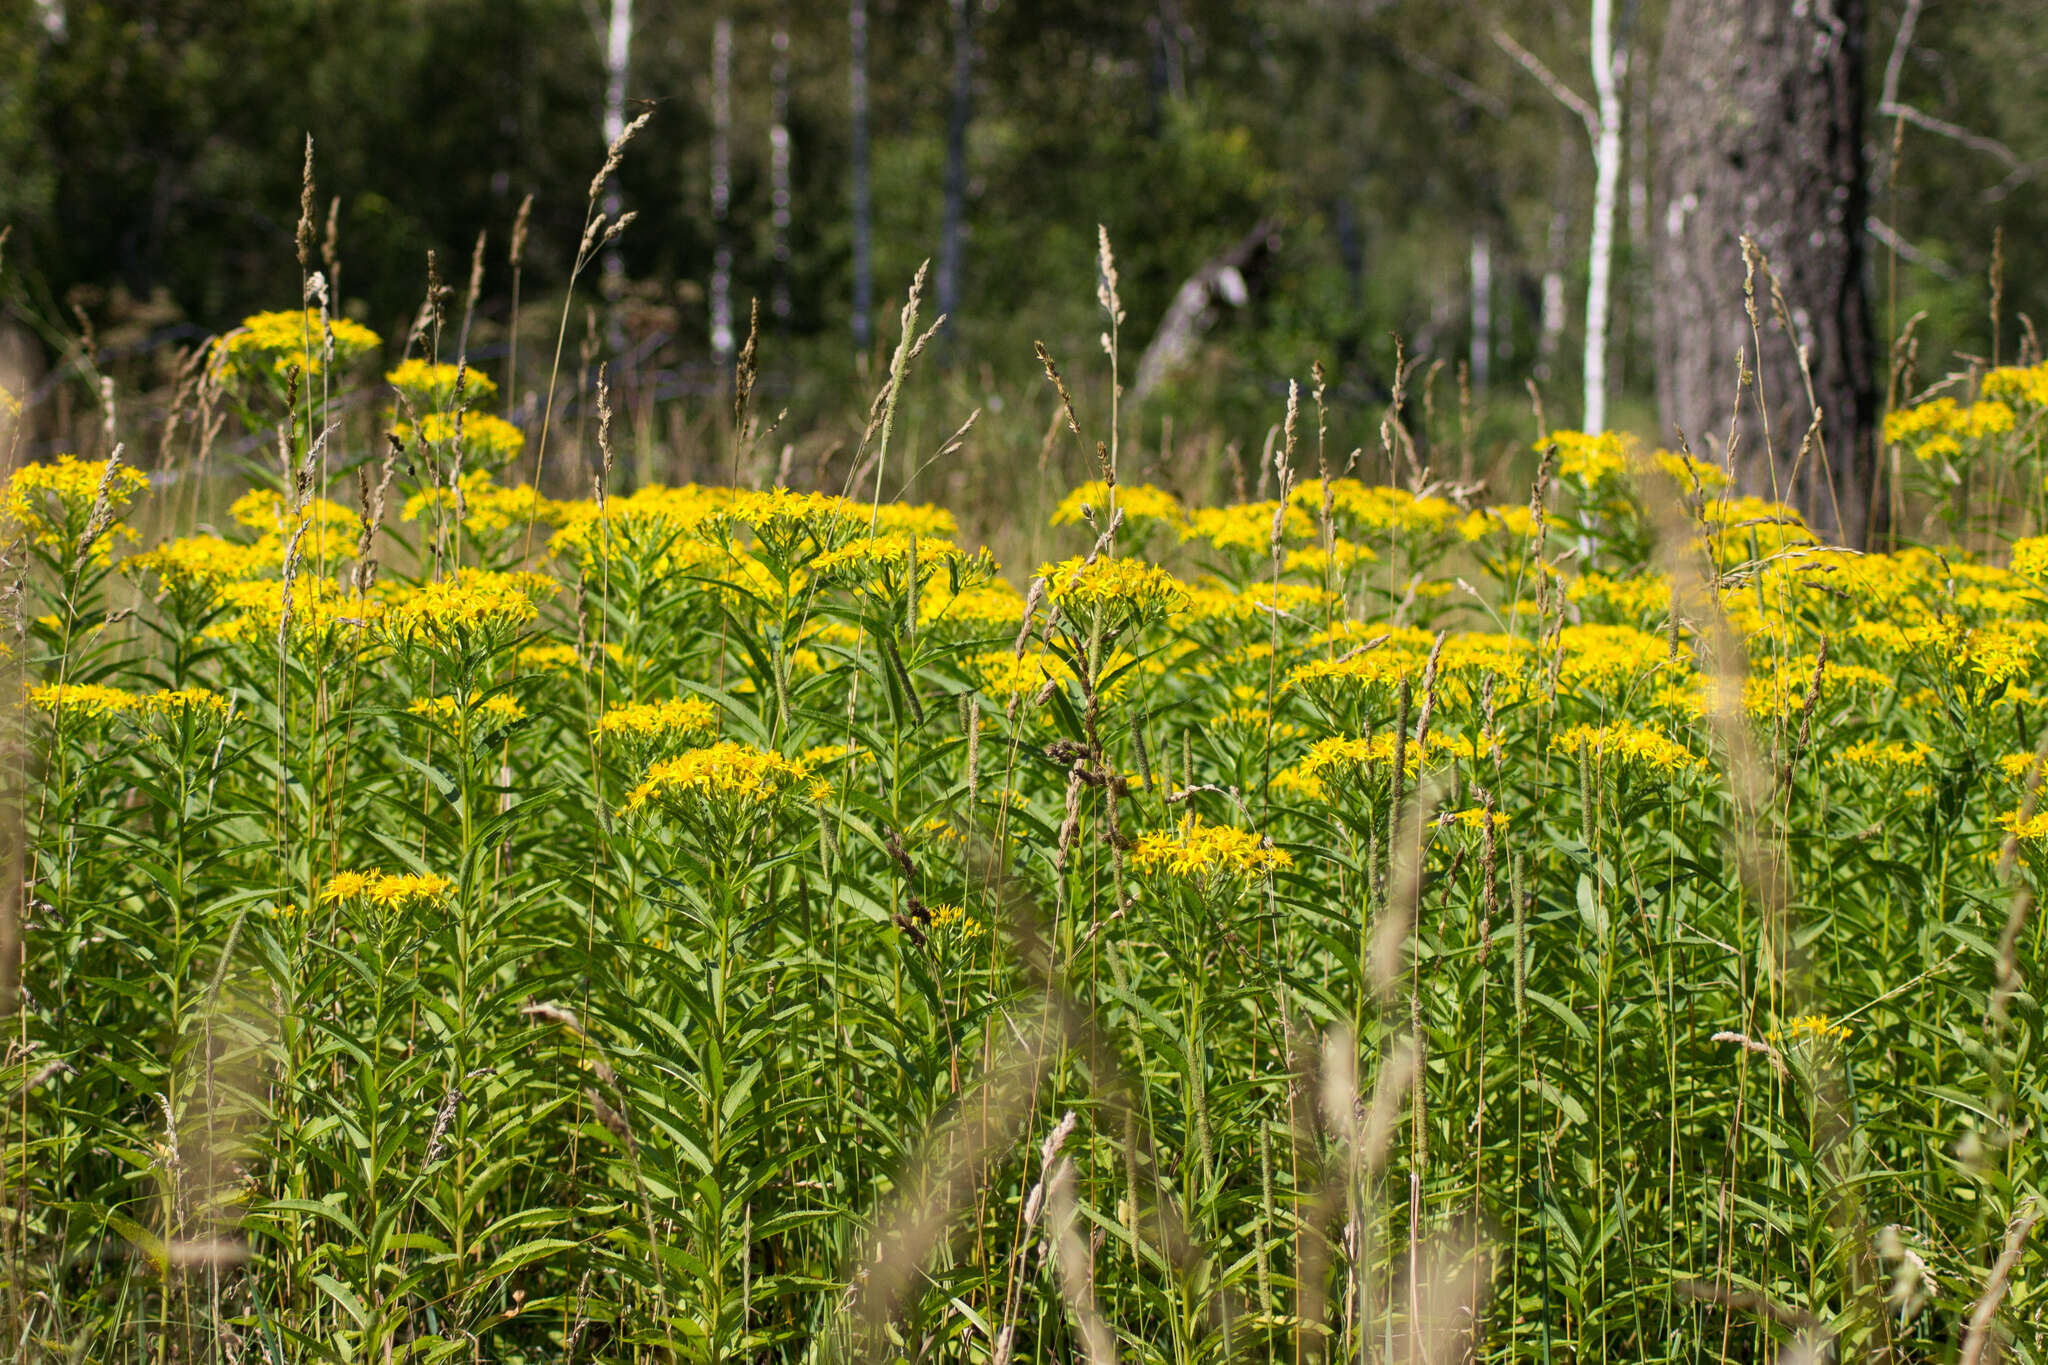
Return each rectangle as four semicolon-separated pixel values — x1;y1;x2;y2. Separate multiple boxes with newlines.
850;0;873;348
934;0;975;329
1654;0;1879;546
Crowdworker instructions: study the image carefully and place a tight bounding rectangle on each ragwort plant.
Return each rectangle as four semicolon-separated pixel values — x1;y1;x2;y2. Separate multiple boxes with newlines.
3;224;2046;1364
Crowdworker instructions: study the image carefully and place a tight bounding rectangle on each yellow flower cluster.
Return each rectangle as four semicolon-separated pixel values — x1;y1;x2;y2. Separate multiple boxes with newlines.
1883;396;2019;462
1282;541;1376;576
319;869;457;910
1833;738;1932;770
386;360;498;407
31;681;140;721
922;580;1027;633
404;469;557;537
1552;721;1703;774
127;534;282;595
1291;480;1460;536
594;697;720;747
34;683;231;726
1129;814;1292;883
390;411;528;465
624;741;818;814
1041;556;1189;625
206;578;381;651
1183;579;1337;624
1459;505;1540;542
1546;429;1632;484
409;694;528;730
966;651;1058;698
382;569;552;650
1274;730;1491;801
1774;1013;1851;1043
211;309;381;384
1182;502;1316;554
1983;360;2048;407
1051;480;1184;530
1;455;150;553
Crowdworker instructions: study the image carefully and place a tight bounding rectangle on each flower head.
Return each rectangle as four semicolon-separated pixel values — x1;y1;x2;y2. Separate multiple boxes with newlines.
1130;814;1291;898
386;359;498;408
211;309;380;386
320;869;456;911
2;455;149;559
623;741;815;817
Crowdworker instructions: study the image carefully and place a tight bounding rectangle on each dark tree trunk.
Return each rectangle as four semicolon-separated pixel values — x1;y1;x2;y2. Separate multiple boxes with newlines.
934;0;974;331
850;0;873;349
1653;0;1879;546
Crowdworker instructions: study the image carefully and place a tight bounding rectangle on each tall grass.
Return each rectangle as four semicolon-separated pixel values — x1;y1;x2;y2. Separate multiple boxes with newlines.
2;166;2047;1363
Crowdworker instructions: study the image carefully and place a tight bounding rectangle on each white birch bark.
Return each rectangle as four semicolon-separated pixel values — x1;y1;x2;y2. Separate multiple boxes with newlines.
710;15;735;363
599;0;633;296
1583;0;1623;434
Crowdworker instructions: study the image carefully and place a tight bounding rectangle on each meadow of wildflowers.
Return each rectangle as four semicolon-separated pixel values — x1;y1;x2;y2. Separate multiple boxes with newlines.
4;292;2048;1362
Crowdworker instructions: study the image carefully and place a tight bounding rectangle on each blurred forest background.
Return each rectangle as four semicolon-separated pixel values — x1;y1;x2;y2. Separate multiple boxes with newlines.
1;0;2045;538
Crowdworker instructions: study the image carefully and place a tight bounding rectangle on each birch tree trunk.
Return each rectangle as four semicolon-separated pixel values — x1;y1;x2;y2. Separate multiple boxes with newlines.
709;15;734;363
770;27;793;329
1654;0;1878;544
599;0;633;298
1583;0;1622;435
1469;232;1491;395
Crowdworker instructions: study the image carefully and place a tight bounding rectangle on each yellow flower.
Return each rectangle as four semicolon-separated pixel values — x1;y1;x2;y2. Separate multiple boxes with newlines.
2;455;150;555
623;741;814;814
1983;361;2048;407
1544;429;1631;484
1040;556;1188;628
126;534;282;595
139;687;232;724
210;309;380;385
1274;730;1494;801
811;531;991;588
31;682;140;722
1552;721;1703;774
1566;571;1675;621
1773;1013;1851;1044
1182;502;1316;553
921;580;1027;634
1953;400;2015;439
1644;449;1730;491
1458;505;1540;542
1833;738;1932;771
870;501;960;540
390;411;527;465
320;869;456;910
548;484;737;570
1129;814;1291;887
969;650;1078;699
381;569;553;652
1884;397;1957;445
409;693;528;731
2001;808;2048;843
403;469;557;537
517;641;625;672
594;697;720;749
1289;480;1460;536
205;578;382;652
1051;480;1185;530
1555;624;1682;697
1282;541;1376;577
1183;579;1337;624
386;359;499;407
926;902;977;932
